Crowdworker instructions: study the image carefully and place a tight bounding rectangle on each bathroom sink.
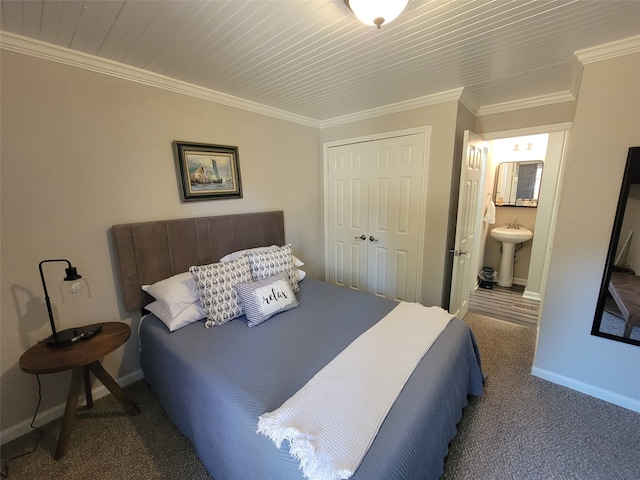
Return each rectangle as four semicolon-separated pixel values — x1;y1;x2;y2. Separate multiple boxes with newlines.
491;226;533;287
490;226;533;244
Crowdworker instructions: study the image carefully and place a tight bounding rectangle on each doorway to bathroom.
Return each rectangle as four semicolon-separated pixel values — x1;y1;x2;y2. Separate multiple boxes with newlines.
449;123;571;326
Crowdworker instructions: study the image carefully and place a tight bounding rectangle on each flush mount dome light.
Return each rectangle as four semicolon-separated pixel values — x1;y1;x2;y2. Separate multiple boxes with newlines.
344;0;409;29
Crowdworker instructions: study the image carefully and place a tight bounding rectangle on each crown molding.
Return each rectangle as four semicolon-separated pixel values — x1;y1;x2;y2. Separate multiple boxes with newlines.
0;31;321;128
1;30;467;129
3;30;637;129
477;91;576;117
319;87;467;128
458;88;480;116
569;54;584;101
575;34;640;65
476;34;640;117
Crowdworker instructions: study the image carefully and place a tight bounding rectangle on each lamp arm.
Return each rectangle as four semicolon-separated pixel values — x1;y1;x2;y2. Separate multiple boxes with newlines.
39;259;72;336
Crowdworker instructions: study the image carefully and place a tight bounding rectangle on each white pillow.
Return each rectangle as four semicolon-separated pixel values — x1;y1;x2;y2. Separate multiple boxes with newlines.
291;254;304;267
146;300;205;332
189;256;253;327
142;272;200;318
291;255;305;282
235;272;299;327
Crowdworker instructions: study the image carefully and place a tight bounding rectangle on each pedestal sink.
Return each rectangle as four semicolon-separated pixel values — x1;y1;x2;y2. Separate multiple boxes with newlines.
490;226;533;287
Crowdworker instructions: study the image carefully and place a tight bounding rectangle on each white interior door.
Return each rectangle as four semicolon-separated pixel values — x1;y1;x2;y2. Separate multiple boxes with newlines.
327;133;426;302
326;142;369;292
367;135;425;301
449;131;487;317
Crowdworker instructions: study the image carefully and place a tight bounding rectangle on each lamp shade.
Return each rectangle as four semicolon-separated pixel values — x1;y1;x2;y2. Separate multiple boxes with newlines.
60;266;91;303
346;0;409;28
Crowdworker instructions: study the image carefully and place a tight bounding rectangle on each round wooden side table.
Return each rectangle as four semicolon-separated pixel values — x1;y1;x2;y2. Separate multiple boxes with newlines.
19;322;140;460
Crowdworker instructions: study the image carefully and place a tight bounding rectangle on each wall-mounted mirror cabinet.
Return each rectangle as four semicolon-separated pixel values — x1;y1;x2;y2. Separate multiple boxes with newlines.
494;161;544;207
592;146;640;346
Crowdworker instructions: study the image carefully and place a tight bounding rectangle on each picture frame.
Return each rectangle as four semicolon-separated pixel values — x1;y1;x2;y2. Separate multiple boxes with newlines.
173;141;243;202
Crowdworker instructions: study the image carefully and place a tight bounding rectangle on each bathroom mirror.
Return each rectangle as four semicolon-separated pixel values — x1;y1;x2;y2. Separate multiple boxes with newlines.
592;146;640;346
494;161;544;207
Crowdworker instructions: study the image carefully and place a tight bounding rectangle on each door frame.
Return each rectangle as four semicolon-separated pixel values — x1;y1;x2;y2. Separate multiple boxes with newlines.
323;126;432;303
483;123;571;304
452;122;571;317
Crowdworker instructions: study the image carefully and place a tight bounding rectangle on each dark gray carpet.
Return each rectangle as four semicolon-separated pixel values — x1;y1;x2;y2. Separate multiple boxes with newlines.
599;310;640;341
443;313;640;480
1;377;213;480
2;312;639;479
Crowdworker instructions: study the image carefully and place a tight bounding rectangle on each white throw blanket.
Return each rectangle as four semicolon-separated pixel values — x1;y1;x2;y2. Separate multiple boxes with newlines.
257;302;453;480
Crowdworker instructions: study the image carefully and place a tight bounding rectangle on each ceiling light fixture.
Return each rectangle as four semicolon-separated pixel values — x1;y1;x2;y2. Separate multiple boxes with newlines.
344;0;409;29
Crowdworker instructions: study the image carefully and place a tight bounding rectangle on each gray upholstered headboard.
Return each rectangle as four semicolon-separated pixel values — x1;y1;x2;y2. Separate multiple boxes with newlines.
112;211;285;312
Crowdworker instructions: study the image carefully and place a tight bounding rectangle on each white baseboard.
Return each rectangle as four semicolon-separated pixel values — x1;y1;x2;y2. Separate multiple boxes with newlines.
522;290;542;302
1;369;144;445
531;367;640;413
513;278;543;302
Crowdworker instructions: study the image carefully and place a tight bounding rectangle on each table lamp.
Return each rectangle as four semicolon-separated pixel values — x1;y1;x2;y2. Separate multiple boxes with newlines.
39;259;91;347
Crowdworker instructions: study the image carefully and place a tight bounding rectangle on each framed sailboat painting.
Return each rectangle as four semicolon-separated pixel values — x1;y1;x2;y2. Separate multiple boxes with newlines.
173;141;243;202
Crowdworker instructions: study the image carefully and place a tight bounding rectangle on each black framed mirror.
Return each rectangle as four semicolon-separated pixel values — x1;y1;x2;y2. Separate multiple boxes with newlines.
494;160;544;207
592;146;640;346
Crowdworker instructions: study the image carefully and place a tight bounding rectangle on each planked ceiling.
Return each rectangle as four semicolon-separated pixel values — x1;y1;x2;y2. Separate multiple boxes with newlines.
2;0;640;122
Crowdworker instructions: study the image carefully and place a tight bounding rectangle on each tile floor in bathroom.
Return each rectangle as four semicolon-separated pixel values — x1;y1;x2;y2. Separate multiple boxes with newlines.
468;283;539;328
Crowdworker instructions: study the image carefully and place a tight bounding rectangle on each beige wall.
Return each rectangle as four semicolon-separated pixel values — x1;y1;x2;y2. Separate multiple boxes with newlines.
0;52;322;434
475;101;576;134
320;102;462;307
533;52;640;407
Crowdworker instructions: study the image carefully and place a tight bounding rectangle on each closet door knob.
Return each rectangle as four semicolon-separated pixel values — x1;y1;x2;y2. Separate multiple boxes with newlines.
369;236;379;242
355;235;366;240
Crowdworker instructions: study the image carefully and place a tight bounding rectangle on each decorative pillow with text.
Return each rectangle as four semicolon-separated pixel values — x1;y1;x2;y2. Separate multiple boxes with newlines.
235;272;299;327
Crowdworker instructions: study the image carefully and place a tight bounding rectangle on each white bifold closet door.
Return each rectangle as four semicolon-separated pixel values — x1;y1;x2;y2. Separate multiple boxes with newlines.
326;133;426;302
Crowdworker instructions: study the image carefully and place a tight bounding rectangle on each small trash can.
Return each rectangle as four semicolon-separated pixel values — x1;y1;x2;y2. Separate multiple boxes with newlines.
478;266;497;289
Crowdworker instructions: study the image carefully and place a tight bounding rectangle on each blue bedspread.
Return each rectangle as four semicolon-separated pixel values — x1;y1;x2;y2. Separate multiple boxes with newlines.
140;278;484;480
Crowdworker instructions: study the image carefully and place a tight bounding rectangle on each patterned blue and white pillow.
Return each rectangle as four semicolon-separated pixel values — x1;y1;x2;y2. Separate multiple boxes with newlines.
235;272;299;327
219;245;279;262
247;244;299;292
189;256;253;327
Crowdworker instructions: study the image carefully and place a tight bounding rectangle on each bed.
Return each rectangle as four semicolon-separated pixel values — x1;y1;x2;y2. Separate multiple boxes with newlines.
112;211;484;480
